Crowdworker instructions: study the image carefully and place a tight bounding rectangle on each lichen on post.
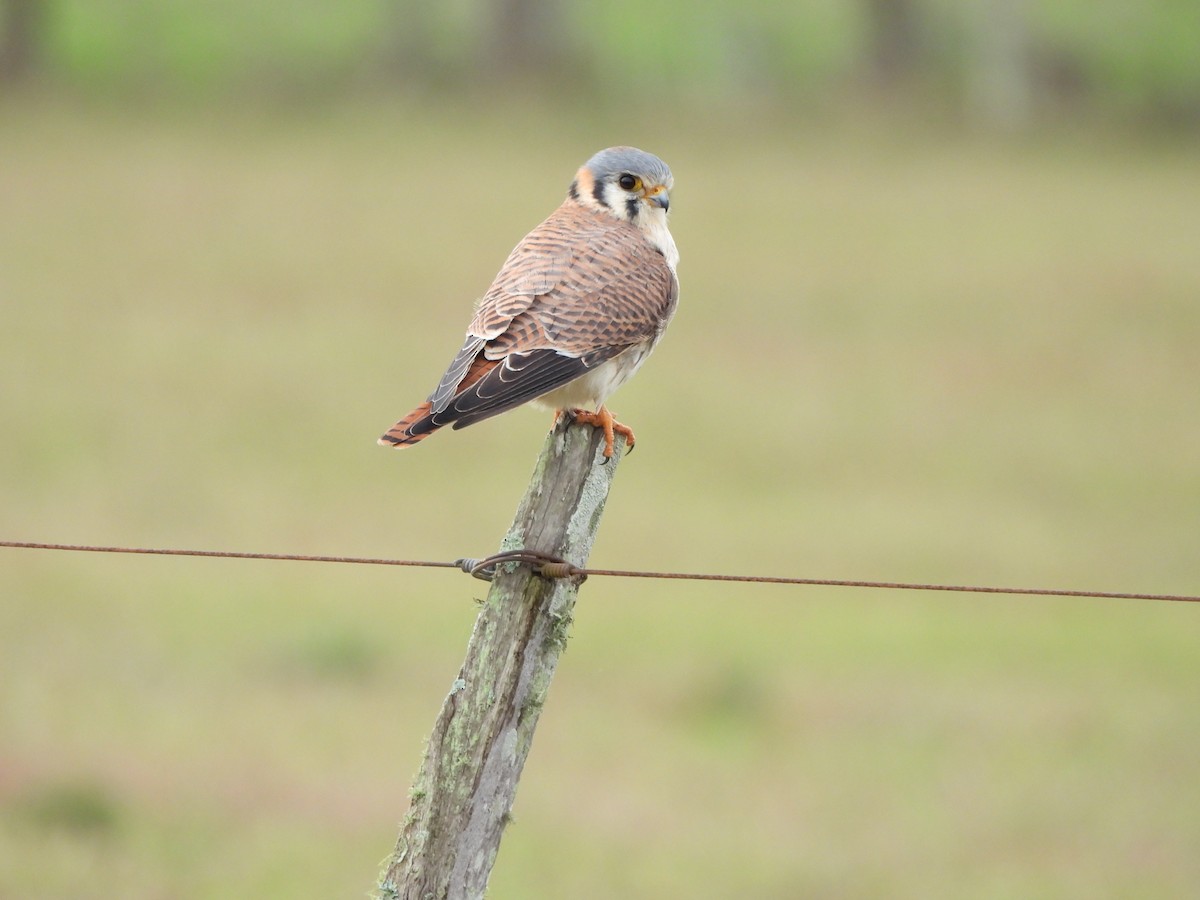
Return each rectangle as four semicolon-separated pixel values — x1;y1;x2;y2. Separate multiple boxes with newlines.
377;416;626;900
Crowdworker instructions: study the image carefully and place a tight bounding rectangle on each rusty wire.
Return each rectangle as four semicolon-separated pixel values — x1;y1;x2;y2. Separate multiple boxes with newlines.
2;540;1197;604
0;540;458;570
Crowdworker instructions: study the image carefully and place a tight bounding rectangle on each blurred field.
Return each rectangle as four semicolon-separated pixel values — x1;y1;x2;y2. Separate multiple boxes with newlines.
1;96;1198;898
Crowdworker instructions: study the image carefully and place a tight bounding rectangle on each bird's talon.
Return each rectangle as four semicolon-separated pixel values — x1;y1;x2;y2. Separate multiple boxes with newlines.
565;405;637;460
611;423;636;456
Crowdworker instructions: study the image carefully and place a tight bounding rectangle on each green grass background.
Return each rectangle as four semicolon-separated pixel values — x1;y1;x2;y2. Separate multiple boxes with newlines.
1;96;1198;897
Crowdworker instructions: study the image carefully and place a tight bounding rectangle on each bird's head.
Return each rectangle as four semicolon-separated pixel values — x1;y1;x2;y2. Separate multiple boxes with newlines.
569;146;673;229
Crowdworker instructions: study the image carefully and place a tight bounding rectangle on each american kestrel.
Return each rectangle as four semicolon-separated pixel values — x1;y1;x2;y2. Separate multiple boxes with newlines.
378;146;679;459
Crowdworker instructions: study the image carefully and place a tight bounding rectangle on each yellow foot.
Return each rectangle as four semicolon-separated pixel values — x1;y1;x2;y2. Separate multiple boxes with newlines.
565;405;636;458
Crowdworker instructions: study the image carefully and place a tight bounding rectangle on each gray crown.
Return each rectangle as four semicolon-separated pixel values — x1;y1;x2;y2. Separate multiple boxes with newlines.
584;146;672;185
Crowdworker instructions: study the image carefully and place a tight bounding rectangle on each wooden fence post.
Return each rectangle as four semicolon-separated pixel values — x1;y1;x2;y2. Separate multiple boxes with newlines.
376;416;626;899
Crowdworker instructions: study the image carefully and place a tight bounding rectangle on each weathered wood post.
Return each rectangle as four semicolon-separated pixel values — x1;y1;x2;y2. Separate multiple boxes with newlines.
376;416;626;900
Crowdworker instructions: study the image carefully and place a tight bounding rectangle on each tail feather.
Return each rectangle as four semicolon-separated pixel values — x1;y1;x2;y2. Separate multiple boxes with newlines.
381;344;599;450
377;401;439;448
378;353;502;449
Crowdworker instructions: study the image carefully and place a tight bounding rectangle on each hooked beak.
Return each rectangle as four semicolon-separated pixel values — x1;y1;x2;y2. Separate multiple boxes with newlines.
643;184;670;212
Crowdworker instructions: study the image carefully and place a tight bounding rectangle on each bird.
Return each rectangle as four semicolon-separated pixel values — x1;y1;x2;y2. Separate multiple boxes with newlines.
378;146;679;460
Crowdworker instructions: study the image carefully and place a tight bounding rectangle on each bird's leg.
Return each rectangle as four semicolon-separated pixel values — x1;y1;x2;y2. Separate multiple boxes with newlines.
552;408;576;440
565;405;636;459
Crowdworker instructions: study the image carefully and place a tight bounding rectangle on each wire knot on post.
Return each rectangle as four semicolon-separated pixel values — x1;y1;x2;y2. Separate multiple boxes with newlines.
454;550;585;583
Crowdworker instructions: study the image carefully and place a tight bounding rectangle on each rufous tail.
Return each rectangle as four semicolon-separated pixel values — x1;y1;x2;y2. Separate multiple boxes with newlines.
378;353;503;449
378;401;440;448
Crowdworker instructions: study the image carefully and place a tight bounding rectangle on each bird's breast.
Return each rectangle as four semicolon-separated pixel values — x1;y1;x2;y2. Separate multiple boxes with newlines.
641;214;680;272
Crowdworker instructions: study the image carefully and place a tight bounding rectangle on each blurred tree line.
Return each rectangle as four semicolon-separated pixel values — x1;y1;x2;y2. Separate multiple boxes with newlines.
1;0;1197;127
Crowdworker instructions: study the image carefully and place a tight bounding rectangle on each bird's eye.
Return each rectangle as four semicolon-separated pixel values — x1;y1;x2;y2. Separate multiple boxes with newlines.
618;173;641;191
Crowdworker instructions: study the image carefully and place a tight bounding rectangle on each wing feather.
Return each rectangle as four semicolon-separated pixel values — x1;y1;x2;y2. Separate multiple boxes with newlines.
428;337;485;414
447;347;623;429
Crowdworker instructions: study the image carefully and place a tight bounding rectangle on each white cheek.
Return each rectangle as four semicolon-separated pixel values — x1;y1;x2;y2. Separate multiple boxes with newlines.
601;182;625;212
641;210;679;271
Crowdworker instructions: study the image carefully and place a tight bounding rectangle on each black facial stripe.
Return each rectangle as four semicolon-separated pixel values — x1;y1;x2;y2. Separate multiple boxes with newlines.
568;179;580;201
625;195;640;220
592;176;609;208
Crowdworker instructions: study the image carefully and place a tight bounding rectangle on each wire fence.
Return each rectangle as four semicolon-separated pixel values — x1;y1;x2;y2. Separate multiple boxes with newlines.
2;540;1197;604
